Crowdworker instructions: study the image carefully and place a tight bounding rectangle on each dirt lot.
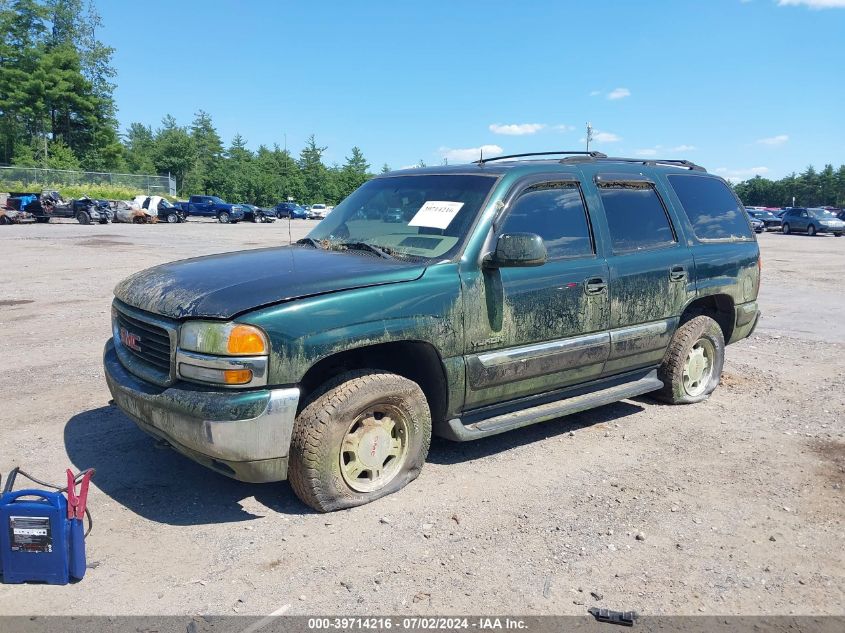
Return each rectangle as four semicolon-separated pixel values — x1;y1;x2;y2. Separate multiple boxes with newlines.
0;221;842;616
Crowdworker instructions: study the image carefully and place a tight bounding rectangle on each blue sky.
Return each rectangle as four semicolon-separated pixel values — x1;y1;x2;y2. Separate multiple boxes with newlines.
98;0;844;181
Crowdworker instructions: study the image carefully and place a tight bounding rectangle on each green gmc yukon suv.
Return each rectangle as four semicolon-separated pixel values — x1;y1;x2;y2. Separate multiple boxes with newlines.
104;152;761;512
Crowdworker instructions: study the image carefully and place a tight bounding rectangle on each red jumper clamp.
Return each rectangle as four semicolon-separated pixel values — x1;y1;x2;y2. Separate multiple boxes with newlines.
66;469;93;521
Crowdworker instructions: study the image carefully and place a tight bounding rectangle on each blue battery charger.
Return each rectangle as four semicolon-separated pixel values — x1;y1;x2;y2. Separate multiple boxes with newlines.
0;469;91;585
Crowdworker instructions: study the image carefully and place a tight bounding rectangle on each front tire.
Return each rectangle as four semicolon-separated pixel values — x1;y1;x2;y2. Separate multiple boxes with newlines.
218;211;230;224
288;370;431;512
808;224;816;236
654;315;725;404
76;211;91;225
782;223;790;234
166;212;179;224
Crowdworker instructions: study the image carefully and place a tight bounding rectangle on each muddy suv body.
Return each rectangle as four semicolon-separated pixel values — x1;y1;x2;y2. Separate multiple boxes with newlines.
104;152;761;511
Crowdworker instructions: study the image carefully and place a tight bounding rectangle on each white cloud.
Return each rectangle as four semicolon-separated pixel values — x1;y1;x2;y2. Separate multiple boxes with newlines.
589;90;602;97
714;166;770;182
635;144;696;157
607;87;631;100
778;0;845;9
439;144;503;163
757;134;789;146
488;123;545;136
593;131;621;143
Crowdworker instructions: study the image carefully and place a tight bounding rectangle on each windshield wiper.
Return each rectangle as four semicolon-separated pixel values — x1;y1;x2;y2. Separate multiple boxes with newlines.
337;241;394;259
296;237;323;249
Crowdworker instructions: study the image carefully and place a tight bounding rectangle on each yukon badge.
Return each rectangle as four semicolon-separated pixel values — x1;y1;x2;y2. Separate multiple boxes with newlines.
119;327;142;352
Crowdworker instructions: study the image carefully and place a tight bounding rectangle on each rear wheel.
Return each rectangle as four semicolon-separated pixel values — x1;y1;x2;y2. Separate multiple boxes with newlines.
0;215;10;225
782;223;790;235
808;224;816;236
218;211;230;224
654;315;725;404
288;370;431;512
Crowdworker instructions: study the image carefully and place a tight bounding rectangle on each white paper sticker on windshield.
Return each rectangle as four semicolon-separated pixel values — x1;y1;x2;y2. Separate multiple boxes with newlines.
408;201;464;230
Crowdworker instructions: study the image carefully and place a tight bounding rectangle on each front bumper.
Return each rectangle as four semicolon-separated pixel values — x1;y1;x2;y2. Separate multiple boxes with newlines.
104;339;299;482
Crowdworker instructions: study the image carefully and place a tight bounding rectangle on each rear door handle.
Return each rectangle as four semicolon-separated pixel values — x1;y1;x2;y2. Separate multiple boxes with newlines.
584;277;607;295
669;265;687;282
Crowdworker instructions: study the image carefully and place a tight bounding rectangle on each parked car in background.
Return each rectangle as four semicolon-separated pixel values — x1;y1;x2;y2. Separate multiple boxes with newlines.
274;202;308;219
746;213;765;233
239;203;276;223
72;197;113;225
781;207;844;236
0;207;34;225
113;199;156;224
308;203;329;219
746;209;782;231
9;191;66;223
177;195;244;223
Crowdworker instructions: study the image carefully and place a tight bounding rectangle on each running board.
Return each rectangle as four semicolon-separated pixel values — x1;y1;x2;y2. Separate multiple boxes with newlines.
443;370;663;441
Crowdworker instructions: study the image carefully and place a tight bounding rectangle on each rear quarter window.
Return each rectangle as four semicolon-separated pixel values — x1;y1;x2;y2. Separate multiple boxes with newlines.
667;175;753;240
597;183;677;253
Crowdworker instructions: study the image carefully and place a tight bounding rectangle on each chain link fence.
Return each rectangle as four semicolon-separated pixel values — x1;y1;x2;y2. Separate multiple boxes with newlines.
0;166;176;196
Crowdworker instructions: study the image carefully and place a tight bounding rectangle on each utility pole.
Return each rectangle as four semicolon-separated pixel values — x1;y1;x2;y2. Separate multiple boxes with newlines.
585;122;594;152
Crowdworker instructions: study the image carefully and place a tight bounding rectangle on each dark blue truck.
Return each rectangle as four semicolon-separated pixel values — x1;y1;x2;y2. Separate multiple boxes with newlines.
176;196;244;223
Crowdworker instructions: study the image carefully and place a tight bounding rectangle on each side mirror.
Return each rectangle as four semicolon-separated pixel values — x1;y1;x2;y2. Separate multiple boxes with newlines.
484;232;547;268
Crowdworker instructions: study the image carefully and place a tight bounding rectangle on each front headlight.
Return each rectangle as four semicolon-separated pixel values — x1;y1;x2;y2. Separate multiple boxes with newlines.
180;321;268;355
177;321;269;388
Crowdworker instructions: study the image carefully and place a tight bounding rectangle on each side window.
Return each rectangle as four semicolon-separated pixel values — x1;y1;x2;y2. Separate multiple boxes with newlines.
597;183;676;253
501;182;593;259
668;175;753;240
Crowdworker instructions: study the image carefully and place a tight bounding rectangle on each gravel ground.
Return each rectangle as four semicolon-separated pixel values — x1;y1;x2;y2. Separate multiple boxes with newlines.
0;221;842;616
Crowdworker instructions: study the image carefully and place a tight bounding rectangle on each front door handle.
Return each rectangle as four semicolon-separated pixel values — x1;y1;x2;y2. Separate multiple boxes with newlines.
669;265;687;282
584;277;607;295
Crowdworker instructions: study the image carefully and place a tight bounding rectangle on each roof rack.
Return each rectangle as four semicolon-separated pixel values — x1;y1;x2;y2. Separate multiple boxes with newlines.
475;151;608;164
561;156;706;172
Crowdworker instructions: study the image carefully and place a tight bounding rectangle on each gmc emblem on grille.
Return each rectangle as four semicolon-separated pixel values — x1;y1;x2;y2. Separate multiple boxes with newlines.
119;326;142;352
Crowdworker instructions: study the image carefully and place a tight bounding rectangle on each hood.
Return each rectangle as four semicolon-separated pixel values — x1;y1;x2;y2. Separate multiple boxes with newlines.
114;246;427;320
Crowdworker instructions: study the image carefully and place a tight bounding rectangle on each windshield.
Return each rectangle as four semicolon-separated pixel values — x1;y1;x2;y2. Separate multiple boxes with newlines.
808;208;831;219
306;174;497;260
209;196;224;204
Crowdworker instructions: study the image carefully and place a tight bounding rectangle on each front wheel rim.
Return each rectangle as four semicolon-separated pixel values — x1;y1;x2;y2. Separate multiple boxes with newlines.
683;338;716;397
339;405;409;493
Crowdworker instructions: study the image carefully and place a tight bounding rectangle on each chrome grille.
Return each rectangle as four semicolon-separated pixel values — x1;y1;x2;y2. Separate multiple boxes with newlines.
112;301;177;386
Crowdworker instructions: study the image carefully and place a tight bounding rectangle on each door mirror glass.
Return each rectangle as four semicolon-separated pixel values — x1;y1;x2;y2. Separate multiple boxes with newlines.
485;233;547;268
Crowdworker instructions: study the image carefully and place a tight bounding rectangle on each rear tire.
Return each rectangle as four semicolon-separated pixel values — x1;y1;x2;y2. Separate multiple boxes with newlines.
288;370;431;512
654;315;725;404
782;223;790;235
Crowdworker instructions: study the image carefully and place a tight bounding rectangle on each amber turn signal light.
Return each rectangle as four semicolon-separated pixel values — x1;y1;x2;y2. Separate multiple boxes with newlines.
227;324;267;355
223;369;253;385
